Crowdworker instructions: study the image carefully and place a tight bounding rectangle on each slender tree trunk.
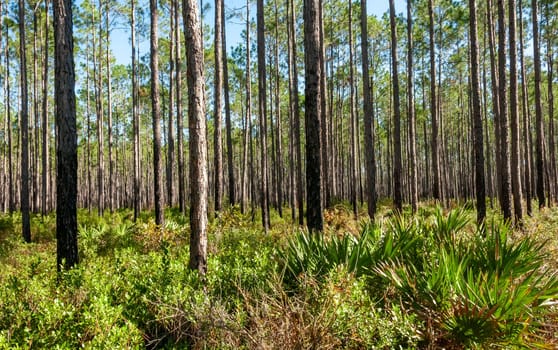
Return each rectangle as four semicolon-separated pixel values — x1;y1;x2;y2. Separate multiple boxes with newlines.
167;0;175;207
257;0;270;231
361;0;376;218
497;0;513;221
132;0;141;220
469;0;486;225
54;0;78;271
532;0;545;208
509;0;523;222
174;0;185;214
519;0;532;215
41;0;49;215
319;0;330;209
93;8;104;216
304;0;323;232
222;1;234;206
288;0;303;225
241;1;251;215
6;35;14;213
105;1;114;213
348;0;358;218
150;0;164;225
273;0;283;217
428;0;440;201
19;0;31;243
183;0;208;274
390;0;403;212
214;0;223;213
407;0;418;213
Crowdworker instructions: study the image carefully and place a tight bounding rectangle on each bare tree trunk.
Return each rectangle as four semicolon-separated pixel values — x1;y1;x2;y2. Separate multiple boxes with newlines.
93;7;104;216
361;0;376;218
222;1;234;206
213;0;223;213
407;0;418;213
241;0;251;215
257;0;270;231
41;0;49;215
151;0;164;225
519;0;532;215
304;0;323;231
6;34;14;213
273;0;283;217
469;0;486;225
287;0;303;225
131;0;141;220
497;0;513;221
167;0;175;207
428;0;440;201
175;0;185;214
348;0;358;218
319;0;330;209
19;0;31;242
509;0;523;222
532;0;545;208
54;0;78;270
183;0;208;274
390;0;403;212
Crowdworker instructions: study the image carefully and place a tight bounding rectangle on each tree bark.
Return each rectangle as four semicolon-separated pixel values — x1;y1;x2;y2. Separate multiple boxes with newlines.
406;0;418;213
19;0;31;243
509;0;523;222
532;0;545;208
361;0;376;219
131;0;141;220
304;0;323;231
41;0;49;215
469;0;486;225
348;0;358;218
213;0;223;213
428;0;440;201
222;1;235;206
150;0;164;225
175;0;185;214
497;0;513;221
257;0;270;231
54;0;78;270
183;0;208;274
390;0;403;212
519;0;532;215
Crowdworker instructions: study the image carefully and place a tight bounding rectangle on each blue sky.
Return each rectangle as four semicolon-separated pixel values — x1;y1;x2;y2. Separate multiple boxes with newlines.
109;0;406;66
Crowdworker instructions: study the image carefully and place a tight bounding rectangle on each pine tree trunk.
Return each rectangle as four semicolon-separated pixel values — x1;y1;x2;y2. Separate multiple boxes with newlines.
257;0;270;231
390;0;403;212
54;0;78;270
532;0;545;208
241;1;251;215
150;0;164;225
19;0;31;243
361;0;376;218
131;0;141;220
183;0;208;274
174;0;185;214
41;0;49;215
428;0;440;201
469;0;486;225
407;0;418;213
304;0;323;231
167;0;175;207
509;0;523;222
348;0;358;218
213;0;223;213
222;1;235;206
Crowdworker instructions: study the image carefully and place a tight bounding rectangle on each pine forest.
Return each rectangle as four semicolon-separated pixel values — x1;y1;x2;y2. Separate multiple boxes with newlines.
1;0;558;348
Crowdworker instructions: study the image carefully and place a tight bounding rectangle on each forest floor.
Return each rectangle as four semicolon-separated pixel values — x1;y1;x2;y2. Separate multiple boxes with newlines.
0;202;557;349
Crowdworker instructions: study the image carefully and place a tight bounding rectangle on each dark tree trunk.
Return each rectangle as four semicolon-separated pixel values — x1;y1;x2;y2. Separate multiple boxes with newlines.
509;0;523;222
167;0;175;207
532;0;545;208
304;0;323;231
41;0;49;215
54;0;78;270
361;0;376;218
131;0;141;221
175;0;185;214
183;0;208;274
214;0;223;213
519;0;532;215
469;0;486;225
348;0;358;218
390;0;403;212
497;0;513;221
19;0;31;243
406;0;418;213
428;0;440;201
151;0;164;225
222;1;235;206
257;0;270;231
287;0;304;225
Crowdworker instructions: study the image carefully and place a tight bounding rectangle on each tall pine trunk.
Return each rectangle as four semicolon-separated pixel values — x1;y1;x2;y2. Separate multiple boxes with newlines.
213;0;223;213
183;0;208;274
390;0;403;212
